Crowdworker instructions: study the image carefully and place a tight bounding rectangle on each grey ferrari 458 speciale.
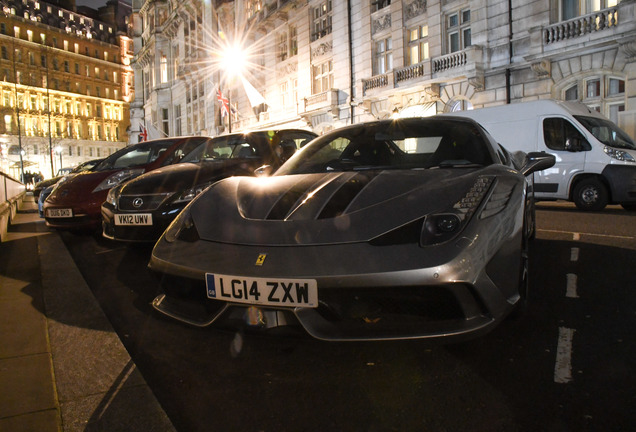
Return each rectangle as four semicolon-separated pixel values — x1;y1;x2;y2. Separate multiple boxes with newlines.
149;117;555;341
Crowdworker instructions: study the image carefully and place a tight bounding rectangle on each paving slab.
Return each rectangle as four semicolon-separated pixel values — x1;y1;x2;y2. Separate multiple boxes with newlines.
0;196;176;432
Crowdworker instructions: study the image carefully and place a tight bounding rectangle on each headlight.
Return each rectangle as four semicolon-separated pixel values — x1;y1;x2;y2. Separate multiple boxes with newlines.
163;205;199;243
106;186;121;208
604;146;635;162
92;168;145;193
420;176;495;246
172;182;212;205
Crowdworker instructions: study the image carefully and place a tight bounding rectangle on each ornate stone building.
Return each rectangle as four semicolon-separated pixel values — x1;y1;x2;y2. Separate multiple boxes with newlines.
0;0;133;180
130;0;636;141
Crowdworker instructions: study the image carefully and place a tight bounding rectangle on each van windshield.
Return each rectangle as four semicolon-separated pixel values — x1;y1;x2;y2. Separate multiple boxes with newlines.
575;116;636;150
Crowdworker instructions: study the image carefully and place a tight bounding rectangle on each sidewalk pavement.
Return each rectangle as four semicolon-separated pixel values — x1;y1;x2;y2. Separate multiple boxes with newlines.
0;194;176;432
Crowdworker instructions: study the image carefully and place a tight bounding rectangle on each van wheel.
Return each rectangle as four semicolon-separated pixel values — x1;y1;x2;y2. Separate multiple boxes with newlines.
573;178;608;211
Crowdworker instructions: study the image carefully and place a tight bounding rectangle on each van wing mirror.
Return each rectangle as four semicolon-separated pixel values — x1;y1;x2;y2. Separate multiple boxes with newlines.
521;152;556;176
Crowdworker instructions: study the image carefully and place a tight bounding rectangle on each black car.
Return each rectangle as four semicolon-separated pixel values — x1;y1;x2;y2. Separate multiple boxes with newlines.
101;129;317;242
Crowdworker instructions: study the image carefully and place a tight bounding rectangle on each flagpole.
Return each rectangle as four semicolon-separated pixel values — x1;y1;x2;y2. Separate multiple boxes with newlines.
228;89;232;133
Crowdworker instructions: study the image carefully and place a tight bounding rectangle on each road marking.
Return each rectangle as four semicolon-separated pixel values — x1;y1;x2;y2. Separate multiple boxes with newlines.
570;247;579;262
566;273;579;298
555;327;576;383
538;229;634;240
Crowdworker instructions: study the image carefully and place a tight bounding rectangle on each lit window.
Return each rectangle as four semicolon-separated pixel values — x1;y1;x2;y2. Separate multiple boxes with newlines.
408;25;429;65
312;60;333;94
160;55;168;83
560;0;619;21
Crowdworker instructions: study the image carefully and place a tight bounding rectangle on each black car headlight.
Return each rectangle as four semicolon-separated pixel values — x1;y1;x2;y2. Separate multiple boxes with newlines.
172;182;213;205
420;176;495;246
163;205;199;243
105;186;121;208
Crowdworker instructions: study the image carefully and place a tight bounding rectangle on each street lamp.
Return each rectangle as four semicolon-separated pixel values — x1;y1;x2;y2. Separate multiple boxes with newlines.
218;45;247;133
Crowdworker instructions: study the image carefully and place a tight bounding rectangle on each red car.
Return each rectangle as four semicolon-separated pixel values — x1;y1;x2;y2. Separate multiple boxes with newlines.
43;136;211;231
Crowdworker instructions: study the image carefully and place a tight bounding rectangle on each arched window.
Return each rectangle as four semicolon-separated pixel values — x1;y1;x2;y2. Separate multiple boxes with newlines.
448;98;473;112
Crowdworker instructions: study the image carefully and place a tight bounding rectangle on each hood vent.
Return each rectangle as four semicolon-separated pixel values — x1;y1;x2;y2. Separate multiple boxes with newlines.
266;182;314;220
317;173;371;219
264;172;374;221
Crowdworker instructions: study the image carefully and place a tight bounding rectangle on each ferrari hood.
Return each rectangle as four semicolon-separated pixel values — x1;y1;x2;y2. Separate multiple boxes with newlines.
119;160;260;195
190;168;493;246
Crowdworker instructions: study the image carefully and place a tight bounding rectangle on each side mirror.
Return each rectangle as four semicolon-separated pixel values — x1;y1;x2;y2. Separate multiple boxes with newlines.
254;165;274;177
521;152;555;176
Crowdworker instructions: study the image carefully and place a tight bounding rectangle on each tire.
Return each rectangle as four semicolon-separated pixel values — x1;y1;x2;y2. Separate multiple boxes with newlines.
572;178;608;211
621;203;636;211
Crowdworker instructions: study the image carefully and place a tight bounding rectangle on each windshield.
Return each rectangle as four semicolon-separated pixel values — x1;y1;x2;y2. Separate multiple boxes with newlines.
276;119;494;175
95;139;183;171
70;158;103;174
181;131;316;164
181;135;265;163
575;115;636;150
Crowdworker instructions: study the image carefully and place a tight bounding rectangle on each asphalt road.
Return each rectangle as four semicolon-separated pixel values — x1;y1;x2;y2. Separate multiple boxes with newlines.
59;202;636;432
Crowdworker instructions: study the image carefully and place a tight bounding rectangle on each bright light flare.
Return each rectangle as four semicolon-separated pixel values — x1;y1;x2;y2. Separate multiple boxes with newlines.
220;44;247;78
191;14;269;85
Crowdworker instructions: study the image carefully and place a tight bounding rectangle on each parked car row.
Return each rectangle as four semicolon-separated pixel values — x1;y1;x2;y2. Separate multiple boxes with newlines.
43;136;212;231
38;116;562;341
42;101;636;341
102;129;316;242
34;158;104;202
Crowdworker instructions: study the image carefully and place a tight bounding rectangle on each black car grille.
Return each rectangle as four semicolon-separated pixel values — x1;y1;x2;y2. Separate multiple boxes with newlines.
118;193;172;211
315;285;470;325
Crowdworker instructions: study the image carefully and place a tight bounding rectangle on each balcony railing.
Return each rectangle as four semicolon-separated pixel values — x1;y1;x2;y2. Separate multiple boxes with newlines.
544;7;618;44
302;89;338;113
432;51;467;73
395;63;426;84
362;74;389;93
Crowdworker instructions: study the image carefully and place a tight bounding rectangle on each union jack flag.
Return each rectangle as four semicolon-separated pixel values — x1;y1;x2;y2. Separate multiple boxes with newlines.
139;125;148;142
217;89;230;118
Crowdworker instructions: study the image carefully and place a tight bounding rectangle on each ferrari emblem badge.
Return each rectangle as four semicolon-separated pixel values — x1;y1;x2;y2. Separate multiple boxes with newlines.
255;254;267;266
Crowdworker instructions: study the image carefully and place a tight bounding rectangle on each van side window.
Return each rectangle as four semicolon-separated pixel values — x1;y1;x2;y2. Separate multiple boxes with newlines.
543;118;588;151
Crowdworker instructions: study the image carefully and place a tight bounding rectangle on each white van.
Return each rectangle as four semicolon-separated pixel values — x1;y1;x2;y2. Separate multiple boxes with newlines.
444;100;636;211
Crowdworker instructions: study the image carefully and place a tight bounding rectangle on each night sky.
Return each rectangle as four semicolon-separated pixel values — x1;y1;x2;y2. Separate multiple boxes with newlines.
76;0;108;9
